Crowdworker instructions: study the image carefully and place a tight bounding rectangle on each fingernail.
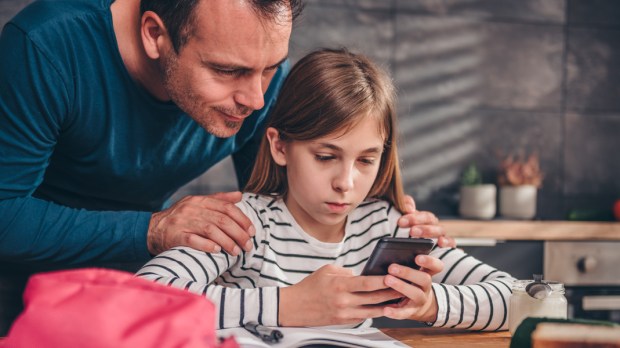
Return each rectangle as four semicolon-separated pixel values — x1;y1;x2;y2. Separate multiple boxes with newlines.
244;240;253;252
232;246;241;256
248;225;256;237
385;276;396;286
389;265;400;275
417;255;426;263
411;227;422;237
213;245;221;253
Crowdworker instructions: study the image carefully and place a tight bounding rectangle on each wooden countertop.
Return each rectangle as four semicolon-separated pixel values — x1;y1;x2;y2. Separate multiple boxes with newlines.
441;219;620;241
381;328;511;348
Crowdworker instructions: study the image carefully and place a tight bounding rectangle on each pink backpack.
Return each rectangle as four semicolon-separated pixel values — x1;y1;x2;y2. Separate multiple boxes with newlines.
2;268;237;348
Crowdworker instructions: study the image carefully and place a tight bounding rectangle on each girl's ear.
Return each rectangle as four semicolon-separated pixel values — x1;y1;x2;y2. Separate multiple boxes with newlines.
266;127;287;166
140;11;170;59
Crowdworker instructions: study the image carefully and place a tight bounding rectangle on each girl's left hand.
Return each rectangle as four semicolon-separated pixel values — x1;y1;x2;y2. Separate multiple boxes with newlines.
381;254;444;322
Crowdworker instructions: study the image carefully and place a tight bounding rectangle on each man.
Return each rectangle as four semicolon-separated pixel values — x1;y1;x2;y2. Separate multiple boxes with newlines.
0;0;452;334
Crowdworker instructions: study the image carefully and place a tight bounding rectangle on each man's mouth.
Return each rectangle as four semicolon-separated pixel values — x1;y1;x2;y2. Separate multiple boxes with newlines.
220;111;250;122
216;106;253;122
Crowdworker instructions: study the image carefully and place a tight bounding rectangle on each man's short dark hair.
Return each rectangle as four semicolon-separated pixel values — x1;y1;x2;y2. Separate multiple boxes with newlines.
140;0;303;53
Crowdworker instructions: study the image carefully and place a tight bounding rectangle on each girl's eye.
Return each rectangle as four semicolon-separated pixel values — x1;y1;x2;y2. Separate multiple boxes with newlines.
315;154;335;162
359;158;376;165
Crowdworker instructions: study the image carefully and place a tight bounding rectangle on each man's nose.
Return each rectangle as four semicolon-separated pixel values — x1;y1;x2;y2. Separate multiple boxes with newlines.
235;74;265;111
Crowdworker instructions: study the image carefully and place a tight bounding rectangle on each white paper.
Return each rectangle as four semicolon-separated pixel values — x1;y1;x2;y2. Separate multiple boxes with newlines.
217;327;409;348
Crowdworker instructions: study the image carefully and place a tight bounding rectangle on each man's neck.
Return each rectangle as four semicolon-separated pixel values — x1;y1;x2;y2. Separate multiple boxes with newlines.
111;0;169;101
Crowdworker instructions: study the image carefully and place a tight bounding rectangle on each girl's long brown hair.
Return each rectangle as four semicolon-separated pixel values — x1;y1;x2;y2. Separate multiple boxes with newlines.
244;48;407;212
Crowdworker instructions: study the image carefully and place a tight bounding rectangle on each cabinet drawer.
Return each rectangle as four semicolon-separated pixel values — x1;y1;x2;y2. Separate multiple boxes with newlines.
544;241;620;286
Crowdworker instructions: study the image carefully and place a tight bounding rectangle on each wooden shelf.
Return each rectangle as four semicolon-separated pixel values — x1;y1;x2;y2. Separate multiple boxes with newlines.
441;220;620;241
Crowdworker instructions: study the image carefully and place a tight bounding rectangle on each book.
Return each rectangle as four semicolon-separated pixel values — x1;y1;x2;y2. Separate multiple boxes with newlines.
217;326;409;348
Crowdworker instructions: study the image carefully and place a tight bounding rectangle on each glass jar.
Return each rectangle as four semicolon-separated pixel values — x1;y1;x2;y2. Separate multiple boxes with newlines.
508;279;567;334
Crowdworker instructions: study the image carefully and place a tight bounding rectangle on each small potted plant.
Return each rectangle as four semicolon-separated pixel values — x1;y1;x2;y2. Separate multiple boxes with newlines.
497;153;543;219
459;163;497;219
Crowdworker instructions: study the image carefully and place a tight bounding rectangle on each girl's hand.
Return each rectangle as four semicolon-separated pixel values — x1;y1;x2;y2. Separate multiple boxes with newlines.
398;195;456;248
381;254;445;322
279;264;402;327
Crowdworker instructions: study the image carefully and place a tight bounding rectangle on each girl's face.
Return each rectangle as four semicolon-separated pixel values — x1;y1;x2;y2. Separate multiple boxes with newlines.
267;116;385;242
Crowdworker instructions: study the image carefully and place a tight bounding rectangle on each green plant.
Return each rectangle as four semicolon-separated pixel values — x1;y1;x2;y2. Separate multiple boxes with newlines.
498;153;543;188
461;163;483;186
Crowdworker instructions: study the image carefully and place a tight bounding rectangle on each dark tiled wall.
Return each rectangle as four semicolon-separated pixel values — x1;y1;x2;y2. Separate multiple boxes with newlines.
291;0;620;219
2;1;619;219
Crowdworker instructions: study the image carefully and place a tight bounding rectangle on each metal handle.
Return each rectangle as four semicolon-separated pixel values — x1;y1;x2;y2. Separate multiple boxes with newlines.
577;256;598;273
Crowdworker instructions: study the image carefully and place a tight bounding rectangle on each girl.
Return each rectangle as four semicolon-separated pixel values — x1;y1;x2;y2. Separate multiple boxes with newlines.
137;48;514;330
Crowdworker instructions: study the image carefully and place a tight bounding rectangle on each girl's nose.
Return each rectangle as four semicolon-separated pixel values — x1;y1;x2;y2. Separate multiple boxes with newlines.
332;165;354;192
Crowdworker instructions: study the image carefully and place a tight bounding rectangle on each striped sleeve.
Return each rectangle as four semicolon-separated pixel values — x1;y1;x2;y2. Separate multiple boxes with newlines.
429;247;515;331
136;247;279;329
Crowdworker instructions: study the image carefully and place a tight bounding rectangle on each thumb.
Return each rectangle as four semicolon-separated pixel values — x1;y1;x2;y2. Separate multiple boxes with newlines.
211;191;243;203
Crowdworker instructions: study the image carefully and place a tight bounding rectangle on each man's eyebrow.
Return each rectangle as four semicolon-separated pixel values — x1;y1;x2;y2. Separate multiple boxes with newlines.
266;56;288;70
206;56;288;71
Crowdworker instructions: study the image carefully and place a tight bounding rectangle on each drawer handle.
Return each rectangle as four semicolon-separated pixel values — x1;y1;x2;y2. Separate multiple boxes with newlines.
577;256;598;273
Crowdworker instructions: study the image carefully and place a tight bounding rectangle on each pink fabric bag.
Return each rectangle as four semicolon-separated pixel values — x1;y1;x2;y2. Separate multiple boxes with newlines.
2;268;237;348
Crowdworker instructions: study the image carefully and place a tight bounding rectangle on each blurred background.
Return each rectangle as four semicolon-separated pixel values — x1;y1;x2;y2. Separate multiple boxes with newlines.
2;0;619;219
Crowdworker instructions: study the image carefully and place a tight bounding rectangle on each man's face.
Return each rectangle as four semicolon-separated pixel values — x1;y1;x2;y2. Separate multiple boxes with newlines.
281;116;385;241
161;0;291;138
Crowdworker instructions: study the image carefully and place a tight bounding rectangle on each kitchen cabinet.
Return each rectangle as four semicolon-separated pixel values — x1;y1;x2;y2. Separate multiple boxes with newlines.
443;220;620;323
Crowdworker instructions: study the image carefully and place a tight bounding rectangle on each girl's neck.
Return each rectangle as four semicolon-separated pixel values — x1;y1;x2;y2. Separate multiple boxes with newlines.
282;197;346;243
308;223;346;243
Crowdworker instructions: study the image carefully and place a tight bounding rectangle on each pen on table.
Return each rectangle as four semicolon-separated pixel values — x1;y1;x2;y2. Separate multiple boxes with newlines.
243;321;284;343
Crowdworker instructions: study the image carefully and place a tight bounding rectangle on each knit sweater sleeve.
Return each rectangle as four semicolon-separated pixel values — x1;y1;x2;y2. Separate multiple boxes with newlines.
136;197;280;329
385;205;514;331
0;23;151;264
136;246;280;329
429;247;515;331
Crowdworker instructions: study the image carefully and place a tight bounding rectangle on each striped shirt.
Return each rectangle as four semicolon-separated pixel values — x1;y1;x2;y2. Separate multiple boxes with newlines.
136;193;514;330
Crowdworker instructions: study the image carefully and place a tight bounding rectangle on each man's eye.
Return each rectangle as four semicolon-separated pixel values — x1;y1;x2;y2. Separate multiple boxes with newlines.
216;69;239;76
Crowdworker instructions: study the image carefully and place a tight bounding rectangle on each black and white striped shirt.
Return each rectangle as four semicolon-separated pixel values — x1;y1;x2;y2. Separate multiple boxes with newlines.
137;193;514;330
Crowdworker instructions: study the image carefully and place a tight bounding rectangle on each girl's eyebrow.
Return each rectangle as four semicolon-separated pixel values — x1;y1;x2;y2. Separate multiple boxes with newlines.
316;143;383;154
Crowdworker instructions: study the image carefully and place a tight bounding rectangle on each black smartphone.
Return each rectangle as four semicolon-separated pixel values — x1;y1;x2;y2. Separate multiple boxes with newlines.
361;237;435;305
361;237;435;276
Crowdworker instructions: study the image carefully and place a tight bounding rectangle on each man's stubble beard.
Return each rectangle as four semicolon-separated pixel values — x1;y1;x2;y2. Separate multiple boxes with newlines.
161;51;243;138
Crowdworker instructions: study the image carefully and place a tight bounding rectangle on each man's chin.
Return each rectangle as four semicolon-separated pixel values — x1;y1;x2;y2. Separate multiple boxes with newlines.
204;122;243;138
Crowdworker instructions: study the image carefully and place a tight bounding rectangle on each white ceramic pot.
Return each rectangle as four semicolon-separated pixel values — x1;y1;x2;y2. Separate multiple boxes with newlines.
499;185;537;219
459;184;497;220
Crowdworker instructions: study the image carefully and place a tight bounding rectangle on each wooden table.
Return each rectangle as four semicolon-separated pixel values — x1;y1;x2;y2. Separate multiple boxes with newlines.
381;328;512;348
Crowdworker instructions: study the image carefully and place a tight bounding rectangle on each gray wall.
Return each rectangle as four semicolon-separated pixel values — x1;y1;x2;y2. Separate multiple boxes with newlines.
2;0;619;219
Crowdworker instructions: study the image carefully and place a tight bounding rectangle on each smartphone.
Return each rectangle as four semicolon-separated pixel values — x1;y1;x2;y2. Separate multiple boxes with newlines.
362;237;435;305
361;237;435;276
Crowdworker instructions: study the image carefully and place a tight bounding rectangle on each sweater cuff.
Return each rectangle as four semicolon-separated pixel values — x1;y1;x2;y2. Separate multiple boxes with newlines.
132;212;152;261
261;287;280;327
430;283;448;327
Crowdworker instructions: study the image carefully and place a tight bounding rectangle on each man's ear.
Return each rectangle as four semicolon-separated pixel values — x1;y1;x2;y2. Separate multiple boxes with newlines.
266;127;287;166
140;11;170;59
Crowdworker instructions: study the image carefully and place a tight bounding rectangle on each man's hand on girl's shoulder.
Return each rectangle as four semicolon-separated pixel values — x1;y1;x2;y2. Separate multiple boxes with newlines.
398;195;457;248
147;191;256;256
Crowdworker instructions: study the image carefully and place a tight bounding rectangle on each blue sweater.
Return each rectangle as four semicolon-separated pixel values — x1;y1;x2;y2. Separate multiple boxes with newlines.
0;0;288;265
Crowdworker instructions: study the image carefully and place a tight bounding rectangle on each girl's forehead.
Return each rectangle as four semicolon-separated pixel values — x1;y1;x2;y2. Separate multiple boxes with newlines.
307;117;386;148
